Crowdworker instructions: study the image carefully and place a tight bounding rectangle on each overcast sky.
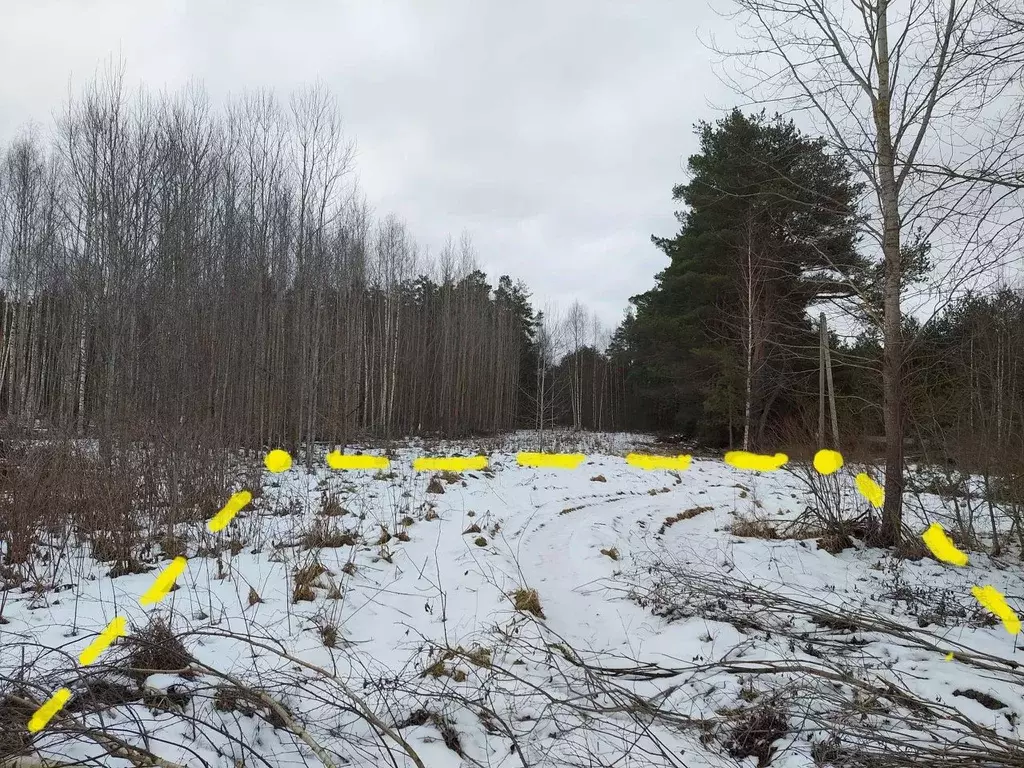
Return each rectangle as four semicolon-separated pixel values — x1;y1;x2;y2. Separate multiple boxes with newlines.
0;0;735;333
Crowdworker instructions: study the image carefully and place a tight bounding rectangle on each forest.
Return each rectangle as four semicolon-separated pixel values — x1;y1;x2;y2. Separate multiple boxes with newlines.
3;66;1024;547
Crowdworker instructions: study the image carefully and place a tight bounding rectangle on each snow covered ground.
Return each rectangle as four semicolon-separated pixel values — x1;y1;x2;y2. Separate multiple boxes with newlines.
3;432;1024;767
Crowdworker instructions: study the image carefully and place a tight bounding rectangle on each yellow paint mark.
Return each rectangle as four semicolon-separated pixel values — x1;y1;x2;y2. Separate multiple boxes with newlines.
27;688;71;733
972;585;1021;635
922;522;969;566
813;449;844;475
264;449;292;473
79;616;127;666
139;556;188;607
723;451;788;472
207;490;253;533
326;451;390;470
413;456;488;472
855;473;884;508
945;652;954;661
625;453;692;471
517;452;587;469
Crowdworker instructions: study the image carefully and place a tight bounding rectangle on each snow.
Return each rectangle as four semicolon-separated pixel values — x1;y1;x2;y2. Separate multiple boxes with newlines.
2;431;1023;767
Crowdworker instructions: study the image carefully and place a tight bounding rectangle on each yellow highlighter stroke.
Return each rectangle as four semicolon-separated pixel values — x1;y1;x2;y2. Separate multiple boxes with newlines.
413;456;488;472
517;452;586;469
139;556;188;607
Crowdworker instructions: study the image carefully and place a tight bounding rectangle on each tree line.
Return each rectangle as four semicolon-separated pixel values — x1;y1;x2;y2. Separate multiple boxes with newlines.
0;64;637;460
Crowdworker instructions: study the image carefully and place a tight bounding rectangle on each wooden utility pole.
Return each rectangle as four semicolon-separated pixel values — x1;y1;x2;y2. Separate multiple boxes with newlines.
819;313;826;447
819;313;839;449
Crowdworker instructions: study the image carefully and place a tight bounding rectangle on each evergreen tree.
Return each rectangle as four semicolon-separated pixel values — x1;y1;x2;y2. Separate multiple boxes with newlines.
619;109;866;446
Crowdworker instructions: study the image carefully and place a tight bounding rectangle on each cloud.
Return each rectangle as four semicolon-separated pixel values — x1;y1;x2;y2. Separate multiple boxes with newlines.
0;0;731;329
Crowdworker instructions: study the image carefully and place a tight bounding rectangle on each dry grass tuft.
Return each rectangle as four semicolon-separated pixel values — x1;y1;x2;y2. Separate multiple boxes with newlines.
319;622;339;648
292;559;328;602
512;587;545;618
600;547;619;561
293;583;316;602
658;506;713;534
302;521;359;548
730;518;779;540
396;709;465;757
319;491;347;517
817;533;853;554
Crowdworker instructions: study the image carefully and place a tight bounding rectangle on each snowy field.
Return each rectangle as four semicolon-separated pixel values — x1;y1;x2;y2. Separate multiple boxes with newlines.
3;432;1024;767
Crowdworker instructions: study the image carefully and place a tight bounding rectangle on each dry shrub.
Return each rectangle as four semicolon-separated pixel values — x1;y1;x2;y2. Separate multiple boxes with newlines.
65;677;140;713
463;523;482;534
817;533;853;555
107;558;153;578
591;474;607;482
423;659;448;678
474;536;487;547
212;684;288;728
144;439;231;526
725;705;788;766
426;476;445;494
0;691;34;756
894;536;933;562
90;531;132;563
810;736;842;766
0;437;131;568
600;547;619;560
158;531;188;559
124;617;193;683
512;587;545;618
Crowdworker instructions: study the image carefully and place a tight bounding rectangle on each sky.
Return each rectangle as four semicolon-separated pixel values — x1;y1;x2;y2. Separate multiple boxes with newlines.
0;0;734;334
